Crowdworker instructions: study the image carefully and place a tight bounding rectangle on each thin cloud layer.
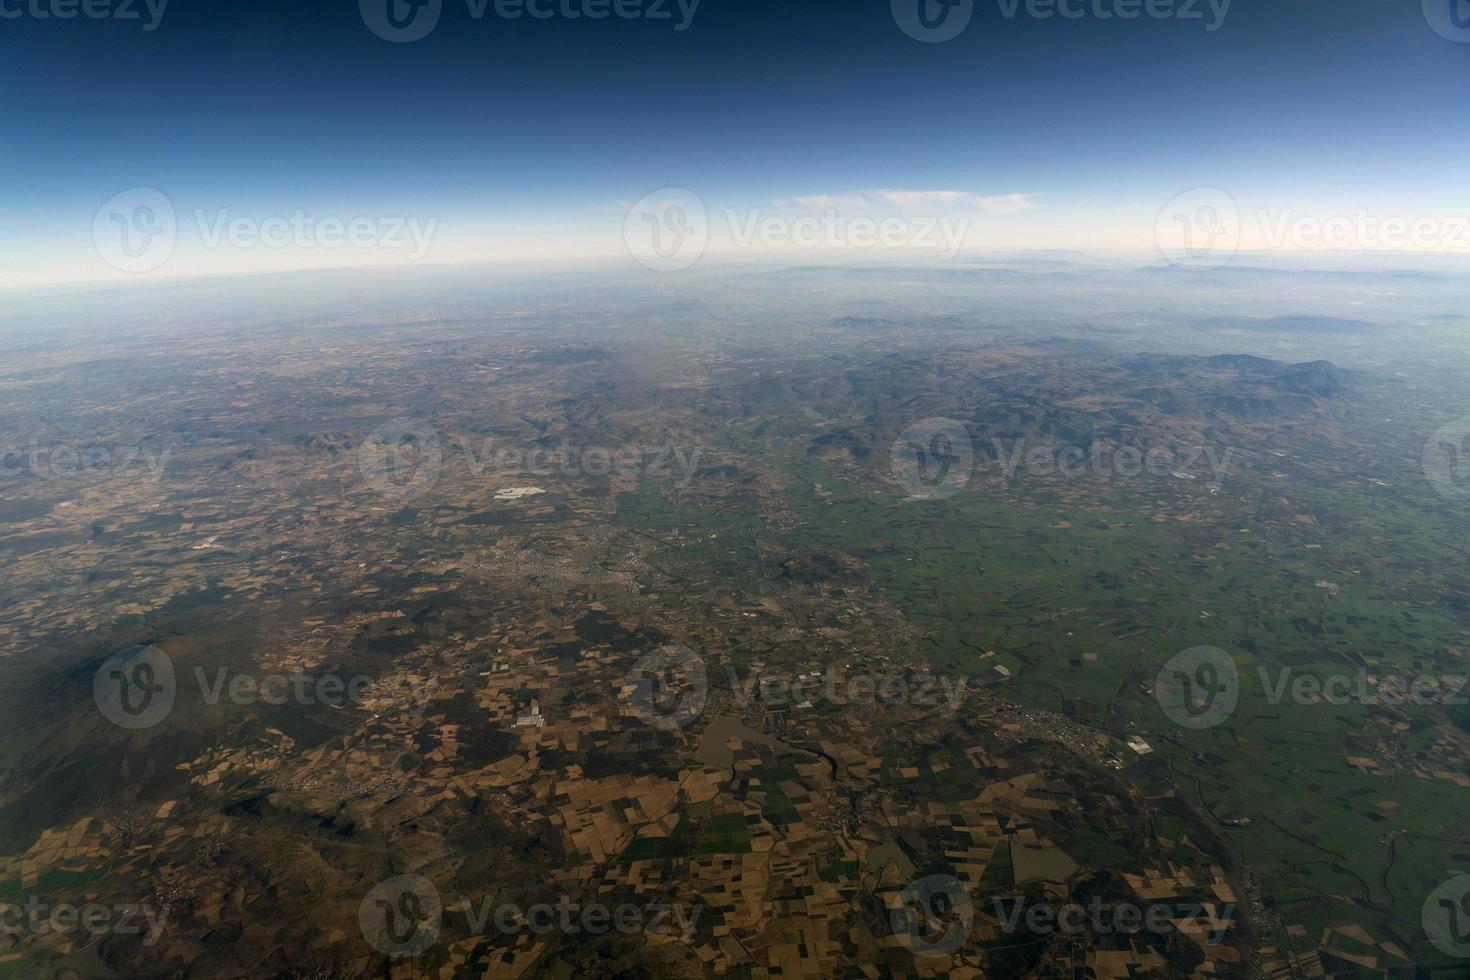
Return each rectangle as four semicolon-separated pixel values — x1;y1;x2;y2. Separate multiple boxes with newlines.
781;191;1036;213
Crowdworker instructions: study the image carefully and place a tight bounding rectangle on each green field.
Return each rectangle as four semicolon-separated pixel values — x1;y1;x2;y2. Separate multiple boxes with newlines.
615;410;1470;969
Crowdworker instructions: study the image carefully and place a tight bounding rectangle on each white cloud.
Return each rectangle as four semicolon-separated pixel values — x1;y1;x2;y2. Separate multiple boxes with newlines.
781;190;1036;213
967;193;1036;214
872;189;971;208
788;194;873;209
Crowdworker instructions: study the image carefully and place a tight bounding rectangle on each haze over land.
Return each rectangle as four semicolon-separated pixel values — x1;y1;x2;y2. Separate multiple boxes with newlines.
3;0;1469;975
1;255;1469;976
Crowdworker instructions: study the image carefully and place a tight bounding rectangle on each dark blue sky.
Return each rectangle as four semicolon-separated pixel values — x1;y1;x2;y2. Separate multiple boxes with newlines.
2;0;1466;283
